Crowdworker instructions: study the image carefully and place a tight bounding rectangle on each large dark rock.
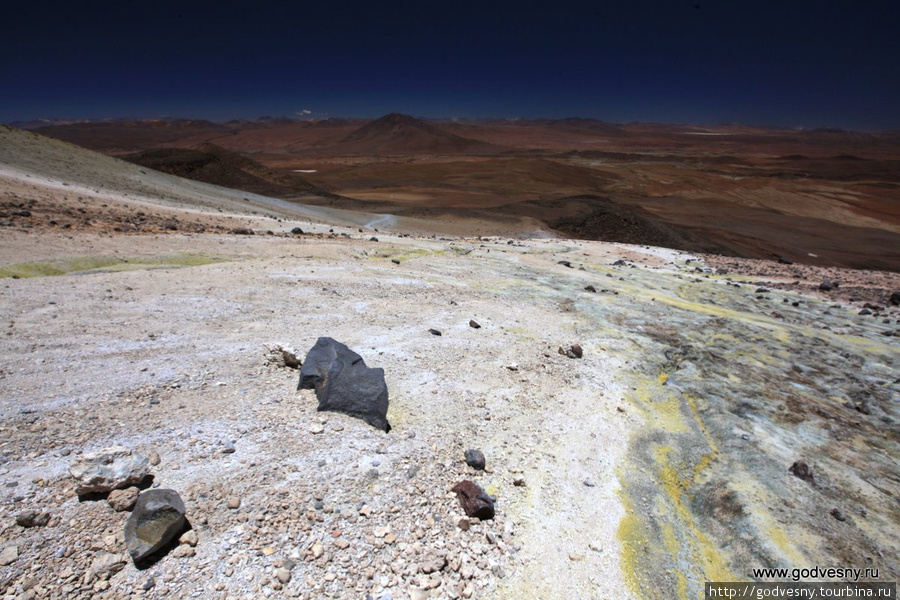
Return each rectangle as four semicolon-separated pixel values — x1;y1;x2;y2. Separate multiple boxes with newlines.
890;291;900;306
452;480;495;520
298;337;390;431
124;489;186;563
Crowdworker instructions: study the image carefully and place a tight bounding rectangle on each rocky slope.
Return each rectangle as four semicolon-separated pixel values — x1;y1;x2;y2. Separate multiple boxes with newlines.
0;126;898;600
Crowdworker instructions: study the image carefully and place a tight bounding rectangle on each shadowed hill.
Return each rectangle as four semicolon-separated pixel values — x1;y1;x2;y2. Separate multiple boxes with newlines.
121;144;336;199
515;195;736;255
334;113;499;154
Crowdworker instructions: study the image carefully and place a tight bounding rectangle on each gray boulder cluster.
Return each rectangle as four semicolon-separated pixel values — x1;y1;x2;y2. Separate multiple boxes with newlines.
68;446;188;565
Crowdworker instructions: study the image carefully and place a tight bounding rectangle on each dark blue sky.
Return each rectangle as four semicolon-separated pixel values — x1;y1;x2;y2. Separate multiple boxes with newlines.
4;0;898;129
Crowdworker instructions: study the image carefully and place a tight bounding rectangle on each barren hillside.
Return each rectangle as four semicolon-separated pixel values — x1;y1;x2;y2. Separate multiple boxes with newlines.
0;126;898;600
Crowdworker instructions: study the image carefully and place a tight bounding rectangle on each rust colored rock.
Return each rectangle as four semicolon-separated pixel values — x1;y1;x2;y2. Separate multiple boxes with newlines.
452;480;495;520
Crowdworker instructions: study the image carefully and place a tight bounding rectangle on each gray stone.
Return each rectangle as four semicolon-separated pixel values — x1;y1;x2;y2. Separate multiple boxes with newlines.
298;337;390;431
464;449;485;471
15;510;50;528
124;489;186;563
69;446;150;495
91;552;126;578
0;546;17;566
264;344;301;369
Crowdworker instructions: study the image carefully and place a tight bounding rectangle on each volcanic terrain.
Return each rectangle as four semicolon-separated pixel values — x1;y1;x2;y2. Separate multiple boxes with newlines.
29;114;900;271
0;123;898;600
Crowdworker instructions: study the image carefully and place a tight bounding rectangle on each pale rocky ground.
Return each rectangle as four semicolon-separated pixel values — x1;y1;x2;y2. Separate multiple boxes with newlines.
0;126;898;599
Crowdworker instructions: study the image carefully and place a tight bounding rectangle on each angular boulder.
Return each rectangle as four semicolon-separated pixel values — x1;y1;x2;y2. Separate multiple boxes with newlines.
298;337;390;431
452;480;495;520
125;489;187;563
69;446;150;495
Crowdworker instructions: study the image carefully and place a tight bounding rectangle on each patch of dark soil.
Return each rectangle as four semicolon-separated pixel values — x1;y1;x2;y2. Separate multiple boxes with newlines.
517;195;736;255
122;145;336;199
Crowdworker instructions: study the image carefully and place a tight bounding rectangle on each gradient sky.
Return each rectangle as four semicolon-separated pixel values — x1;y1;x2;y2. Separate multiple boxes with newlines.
3;0;898;129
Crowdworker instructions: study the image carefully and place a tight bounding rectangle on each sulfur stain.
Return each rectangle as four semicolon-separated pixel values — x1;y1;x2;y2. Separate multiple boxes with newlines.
0;253;229;279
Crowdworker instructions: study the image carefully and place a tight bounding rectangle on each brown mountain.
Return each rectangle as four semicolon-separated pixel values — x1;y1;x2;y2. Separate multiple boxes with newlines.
334;113;498;154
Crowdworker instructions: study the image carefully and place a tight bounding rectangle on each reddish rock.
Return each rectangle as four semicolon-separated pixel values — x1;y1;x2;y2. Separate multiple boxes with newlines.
452;480;495;520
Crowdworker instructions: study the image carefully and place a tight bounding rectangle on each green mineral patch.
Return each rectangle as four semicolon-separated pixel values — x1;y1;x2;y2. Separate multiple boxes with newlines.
0;253;229;279
370;247;442;262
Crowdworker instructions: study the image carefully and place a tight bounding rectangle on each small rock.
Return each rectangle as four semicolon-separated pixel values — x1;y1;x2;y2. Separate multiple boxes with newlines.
171;544;195;558
584;285;597;293
788;461;814;483
407;465;420;479
69;446;150;495
227;497;241;510
0;546;18;566
124;489;187;563
464;449;486;471
179;529;198;547
275;567;292;583
221;441;235;454
91;552;126;578
469;320;481;329
458;518;470;531
369;237;379;242
142;577;156;590
859;308;872;316
309;423;325;434
421;554;447;574
107;487;139;512
513;478;526;487
391;259;401;265
428;328;442;336
264;344;301;369
830;508;847;522
558;344;583;359
452;480;495;520
890;291;900;306
557;260;573;268
311;541;324;558
583;479;596;487
15;510;50;528
778;256;793;265
291;227;304;235
148;451;161;466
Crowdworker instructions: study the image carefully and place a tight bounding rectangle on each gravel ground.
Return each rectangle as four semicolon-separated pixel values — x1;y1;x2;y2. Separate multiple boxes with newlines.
1;124;898;599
